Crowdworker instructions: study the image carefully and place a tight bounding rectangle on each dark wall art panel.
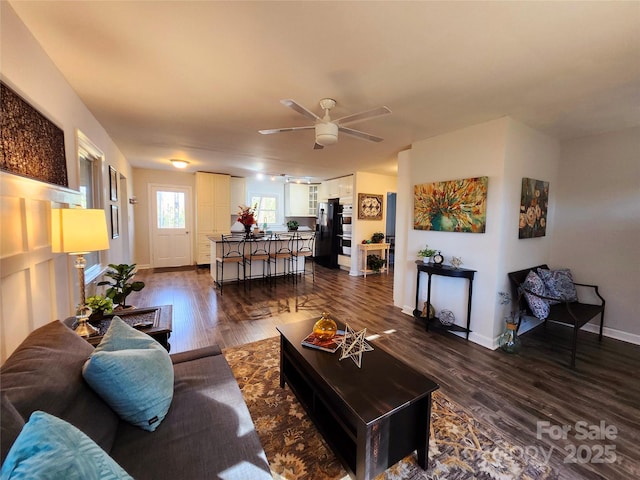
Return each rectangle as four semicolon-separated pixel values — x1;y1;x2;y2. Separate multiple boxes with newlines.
0;82;68;187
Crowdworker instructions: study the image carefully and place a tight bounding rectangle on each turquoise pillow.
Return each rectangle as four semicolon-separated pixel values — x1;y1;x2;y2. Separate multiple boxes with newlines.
82;316;174;432
0;411;132;479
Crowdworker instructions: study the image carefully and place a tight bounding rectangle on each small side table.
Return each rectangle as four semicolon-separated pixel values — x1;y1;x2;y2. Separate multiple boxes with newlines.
358;242;390;277
412;261;476;339
64;305;173;351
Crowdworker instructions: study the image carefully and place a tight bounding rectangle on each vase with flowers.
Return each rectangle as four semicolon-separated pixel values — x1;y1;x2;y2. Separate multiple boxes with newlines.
237;204;257;237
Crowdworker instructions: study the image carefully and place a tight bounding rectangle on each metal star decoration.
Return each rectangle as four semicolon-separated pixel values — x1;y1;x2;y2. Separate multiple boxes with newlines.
338;323;373;368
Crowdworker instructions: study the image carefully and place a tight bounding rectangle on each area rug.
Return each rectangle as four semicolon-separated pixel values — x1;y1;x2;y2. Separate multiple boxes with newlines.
223;337;557;480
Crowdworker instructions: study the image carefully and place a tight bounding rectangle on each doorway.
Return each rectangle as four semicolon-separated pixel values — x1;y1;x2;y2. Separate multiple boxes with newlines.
386;192;396;266
149;185;192;267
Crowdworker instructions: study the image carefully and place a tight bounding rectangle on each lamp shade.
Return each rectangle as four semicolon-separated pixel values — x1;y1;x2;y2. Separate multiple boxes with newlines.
51;208;109;254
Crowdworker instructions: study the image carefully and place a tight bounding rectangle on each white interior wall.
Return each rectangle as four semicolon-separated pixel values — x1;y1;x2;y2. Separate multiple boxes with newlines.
553;127;640;341
0;4;133;361
395;117;560;347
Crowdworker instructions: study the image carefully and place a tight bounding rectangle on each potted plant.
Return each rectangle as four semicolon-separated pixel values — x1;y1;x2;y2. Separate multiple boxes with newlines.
417;245;437;263
97;263;145;310
85;294;113;324
371;232;385;243
287;220;299;231
367;254;385;272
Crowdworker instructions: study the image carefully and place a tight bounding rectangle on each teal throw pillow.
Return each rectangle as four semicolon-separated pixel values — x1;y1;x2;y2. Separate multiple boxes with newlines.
82;316;174;432
0;411;132;480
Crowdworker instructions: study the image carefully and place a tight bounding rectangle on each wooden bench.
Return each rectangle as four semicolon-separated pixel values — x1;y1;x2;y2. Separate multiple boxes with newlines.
508;264;605;367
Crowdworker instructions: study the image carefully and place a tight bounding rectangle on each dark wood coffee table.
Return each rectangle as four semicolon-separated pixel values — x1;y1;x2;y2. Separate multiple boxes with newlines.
277;319;439;480
64;305;172;351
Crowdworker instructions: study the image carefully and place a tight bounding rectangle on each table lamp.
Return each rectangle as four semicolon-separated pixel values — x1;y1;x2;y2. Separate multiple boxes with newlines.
52;208;110;337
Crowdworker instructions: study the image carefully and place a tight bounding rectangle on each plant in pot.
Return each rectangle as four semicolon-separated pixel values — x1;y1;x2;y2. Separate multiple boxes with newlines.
367;254;385;272
371;232;385;243
287;220;299;231
97;263;145;310
417;245;437;263
85;294;113;325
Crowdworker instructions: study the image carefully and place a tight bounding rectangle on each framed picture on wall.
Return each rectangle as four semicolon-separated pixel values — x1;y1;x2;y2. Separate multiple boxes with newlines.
358;193;383;220
519;177;549;238
110;205;119;239
109;166;118;202
413;176;488;233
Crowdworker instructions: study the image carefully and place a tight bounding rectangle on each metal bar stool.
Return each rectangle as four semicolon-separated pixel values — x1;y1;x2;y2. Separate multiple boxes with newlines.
290;232;316;282
244;234;270;284
215;234;245;294
268;232;294;283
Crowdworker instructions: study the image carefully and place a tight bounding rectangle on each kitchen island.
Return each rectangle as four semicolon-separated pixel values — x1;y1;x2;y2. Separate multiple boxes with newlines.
208;234;307;284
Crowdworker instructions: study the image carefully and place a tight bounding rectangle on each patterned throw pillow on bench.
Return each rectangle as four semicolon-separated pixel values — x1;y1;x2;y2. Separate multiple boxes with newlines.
537;268;578;303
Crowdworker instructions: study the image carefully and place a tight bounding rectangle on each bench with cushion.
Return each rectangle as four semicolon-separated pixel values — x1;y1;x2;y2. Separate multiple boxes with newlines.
508;264;605;367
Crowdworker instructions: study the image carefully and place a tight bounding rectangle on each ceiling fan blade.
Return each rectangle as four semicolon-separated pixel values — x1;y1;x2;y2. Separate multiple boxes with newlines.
339;126;384;143
313;142;324;150
281;99;321;121
259;126;315;135
334;106;391;126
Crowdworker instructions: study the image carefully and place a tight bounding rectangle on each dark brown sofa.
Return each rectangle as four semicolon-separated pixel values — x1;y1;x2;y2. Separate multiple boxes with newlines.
0;321;272;479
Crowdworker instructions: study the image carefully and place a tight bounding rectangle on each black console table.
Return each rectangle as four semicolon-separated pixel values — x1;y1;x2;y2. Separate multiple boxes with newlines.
412;261;476;339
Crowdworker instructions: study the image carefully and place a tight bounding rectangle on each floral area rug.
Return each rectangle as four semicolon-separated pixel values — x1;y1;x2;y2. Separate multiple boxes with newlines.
223;337;557;480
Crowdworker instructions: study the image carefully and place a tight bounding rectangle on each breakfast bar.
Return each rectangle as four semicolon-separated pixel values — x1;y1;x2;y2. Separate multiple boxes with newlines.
208;234;308;284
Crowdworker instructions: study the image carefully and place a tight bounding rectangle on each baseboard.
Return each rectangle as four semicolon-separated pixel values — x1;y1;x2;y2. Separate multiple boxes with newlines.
581;323;640;346
137;263;152;270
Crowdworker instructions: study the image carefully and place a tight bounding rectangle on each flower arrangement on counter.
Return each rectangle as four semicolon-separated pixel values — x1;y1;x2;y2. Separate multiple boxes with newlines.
237;204;257;226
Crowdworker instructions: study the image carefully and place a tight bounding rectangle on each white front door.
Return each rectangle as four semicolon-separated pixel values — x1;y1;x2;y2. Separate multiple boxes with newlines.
150;185;192;267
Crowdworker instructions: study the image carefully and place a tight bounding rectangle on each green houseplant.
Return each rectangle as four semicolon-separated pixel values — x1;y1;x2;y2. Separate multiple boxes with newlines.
371;232;385;243
367;254;385;272
287;220;299;231
97;263;145;309
417;245;437;262
85;294;113;325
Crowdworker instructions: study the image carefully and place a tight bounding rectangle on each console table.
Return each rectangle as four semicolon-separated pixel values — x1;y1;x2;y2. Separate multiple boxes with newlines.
412;261;476;339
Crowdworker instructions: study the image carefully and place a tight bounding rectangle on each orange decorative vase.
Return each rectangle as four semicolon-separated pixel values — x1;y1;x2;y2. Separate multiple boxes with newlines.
313;312;337;340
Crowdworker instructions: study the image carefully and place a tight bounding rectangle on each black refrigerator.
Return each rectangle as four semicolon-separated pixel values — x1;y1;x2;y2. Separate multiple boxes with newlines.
315;198;340;268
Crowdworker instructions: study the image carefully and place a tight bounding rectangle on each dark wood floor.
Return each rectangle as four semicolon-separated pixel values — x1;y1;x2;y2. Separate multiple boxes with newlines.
134;264;639;480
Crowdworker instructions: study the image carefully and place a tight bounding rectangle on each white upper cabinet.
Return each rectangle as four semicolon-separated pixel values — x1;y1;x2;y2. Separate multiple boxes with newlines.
230;177;246;214
285;183;318;217
338;175;353;202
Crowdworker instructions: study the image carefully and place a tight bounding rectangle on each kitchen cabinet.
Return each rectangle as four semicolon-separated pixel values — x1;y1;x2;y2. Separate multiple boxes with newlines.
325;178;340;199
230;177;246;214
338;175;353;203
285;183;317;217
196;172;231;264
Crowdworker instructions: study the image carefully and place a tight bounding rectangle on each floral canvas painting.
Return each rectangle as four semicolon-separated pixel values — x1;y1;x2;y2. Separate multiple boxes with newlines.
414;176;488;233
519;177;549;238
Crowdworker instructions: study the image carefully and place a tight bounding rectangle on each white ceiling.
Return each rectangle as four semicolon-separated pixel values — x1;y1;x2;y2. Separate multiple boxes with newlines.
9;1;640;182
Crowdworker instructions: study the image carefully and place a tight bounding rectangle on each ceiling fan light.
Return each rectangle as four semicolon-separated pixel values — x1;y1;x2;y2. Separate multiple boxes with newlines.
315;122;338;146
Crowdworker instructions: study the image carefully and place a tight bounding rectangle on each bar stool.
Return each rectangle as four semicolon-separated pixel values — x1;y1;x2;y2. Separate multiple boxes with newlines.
290;232;316;282
244;235;270;284
268;233;294;282
215;234;245;294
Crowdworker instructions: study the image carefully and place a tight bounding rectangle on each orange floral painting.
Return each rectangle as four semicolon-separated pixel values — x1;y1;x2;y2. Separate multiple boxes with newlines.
414;176;488;233
519;177;549;238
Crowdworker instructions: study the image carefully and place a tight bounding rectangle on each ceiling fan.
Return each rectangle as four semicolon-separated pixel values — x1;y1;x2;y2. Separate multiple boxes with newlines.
259;98;391;150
